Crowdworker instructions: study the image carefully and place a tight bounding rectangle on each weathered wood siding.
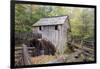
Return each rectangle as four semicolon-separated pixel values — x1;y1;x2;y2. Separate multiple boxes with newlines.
32;19;68;54
41;26;58;47
32;27;39;32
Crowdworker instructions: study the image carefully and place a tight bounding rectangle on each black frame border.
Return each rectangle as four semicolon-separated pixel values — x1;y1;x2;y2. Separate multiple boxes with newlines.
10;0;97;68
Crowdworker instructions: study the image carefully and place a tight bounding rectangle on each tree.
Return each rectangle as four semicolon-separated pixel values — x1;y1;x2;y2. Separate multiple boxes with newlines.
15;4;94;43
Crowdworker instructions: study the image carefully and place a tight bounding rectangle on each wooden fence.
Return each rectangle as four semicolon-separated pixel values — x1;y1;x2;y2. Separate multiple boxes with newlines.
67;42;94;61
15;32;42;44
15;44;35;65
15;43;95;65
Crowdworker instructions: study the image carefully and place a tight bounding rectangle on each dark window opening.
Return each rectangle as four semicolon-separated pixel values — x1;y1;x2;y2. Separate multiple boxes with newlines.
39;26;42;30
55;25;58;30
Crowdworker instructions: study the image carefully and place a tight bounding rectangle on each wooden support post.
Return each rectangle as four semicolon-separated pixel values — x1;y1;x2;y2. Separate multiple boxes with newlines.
22;44;32;65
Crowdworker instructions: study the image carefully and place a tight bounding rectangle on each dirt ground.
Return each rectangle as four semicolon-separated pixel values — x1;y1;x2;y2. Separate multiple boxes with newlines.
31;55;57;64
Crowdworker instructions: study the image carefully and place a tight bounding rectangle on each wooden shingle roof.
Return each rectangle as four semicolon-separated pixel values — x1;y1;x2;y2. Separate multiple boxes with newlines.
32;15;68;26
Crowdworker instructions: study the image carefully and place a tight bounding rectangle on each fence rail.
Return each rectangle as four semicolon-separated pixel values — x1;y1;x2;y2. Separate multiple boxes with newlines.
15;41;94;65
22;44;32;65
15;32;42;44
15;44;35;65
67;42;94;61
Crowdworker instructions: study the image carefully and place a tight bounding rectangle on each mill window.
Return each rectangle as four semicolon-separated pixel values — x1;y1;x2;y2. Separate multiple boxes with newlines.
39;26;42;30
55;25;58;30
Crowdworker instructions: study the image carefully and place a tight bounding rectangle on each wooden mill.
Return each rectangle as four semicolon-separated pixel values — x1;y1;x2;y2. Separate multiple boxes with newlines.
32;15;71;54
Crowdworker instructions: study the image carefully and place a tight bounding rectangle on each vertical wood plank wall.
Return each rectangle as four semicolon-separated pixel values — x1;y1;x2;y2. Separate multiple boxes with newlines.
32;23;68;54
